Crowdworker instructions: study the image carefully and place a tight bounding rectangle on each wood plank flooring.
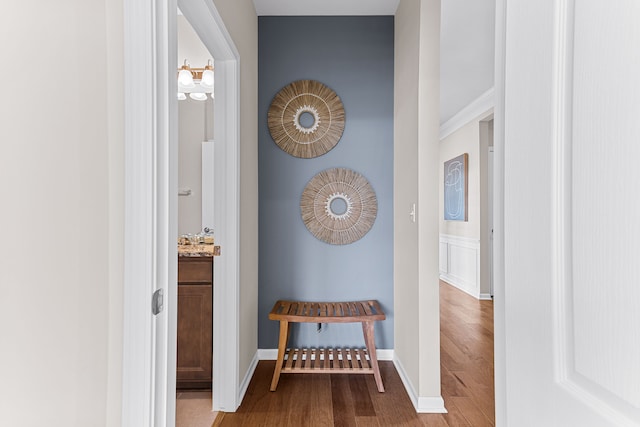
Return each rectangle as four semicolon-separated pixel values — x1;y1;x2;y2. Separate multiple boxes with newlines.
214;281;494;426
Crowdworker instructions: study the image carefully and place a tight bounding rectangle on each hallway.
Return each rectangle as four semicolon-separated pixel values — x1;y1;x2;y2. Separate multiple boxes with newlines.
213;281;494;426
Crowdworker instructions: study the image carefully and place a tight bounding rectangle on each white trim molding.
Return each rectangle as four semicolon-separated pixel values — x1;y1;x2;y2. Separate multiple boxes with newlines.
439;234;484;299
238;352;260;406
440;87;495;140
122;0;243;424
122;0;175;425
393;355;447;413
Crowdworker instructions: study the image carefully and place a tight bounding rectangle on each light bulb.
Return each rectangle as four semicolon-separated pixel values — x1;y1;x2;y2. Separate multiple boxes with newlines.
189;92;207;101
200;69;214;90
200;59;214;90
178;69;195;88
177;92;186;100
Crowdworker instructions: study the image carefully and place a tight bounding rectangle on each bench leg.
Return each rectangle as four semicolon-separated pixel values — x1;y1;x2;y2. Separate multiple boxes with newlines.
270;320;289;391
362;321;385;392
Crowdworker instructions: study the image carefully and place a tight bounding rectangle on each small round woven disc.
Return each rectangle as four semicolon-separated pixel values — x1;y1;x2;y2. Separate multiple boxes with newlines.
268;80;345;158
300;168;377;245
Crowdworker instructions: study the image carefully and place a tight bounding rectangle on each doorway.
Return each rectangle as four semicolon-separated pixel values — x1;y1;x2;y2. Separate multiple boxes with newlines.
177;0;242;414
175;11;216;426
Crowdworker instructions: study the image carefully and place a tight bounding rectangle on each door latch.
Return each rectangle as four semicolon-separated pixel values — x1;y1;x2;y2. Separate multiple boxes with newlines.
152;288;164;315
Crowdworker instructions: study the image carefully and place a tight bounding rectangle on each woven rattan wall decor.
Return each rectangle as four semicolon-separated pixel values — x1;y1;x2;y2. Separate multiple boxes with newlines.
268;80;345;158
300;168;377;245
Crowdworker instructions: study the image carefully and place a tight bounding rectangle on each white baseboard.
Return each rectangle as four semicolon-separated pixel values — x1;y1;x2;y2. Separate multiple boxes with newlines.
257;348;278;360
237;351;259;406
393;355;447;413
440;273;479;298
479;293;493;301
257;348;394;361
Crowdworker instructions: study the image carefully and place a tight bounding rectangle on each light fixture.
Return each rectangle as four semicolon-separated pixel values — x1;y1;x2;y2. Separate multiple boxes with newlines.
177;58;214;101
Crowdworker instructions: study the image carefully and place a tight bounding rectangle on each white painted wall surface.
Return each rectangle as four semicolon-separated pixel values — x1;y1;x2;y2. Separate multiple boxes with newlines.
178;99;213;236
394;0;444;412
0;1;124;426
417;0;443;403
439;112;491;240
177;15;213;67
394;0;421;395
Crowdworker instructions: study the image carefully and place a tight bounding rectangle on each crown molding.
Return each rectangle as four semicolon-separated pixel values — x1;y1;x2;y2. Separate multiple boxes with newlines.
440;87;495;140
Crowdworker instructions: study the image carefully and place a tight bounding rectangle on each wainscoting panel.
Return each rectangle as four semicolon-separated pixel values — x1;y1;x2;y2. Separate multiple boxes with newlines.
439;234;483;299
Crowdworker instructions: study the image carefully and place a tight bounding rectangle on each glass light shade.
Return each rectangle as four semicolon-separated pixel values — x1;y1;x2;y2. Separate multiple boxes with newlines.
200;69;214;90
189;92;208;101
178;69;195;88
177;92;186;100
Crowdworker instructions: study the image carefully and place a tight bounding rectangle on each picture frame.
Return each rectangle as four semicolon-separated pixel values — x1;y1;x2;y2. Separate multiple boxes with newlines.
444;153;468;221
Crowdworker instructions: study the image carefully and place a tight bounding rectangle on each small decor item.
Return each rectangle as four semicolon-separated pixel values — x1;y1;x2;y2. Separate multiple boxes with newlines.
268;80;345;158
300;168;377;245
444;153;469;221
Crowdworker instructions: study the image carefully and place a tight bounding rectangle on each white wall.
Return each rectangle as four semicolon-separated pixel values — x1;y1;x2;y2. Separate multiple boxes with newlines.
177;15;215;236
178;99;213;235
0;1;124;426
177;15;213;67
439;112;491;239
211;0;259;389
394;0;444;411
439;111;493;297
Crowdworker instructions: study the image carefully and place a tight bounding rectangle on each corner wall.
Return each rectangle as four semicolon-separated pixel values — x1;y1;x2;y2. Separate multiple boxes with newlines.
394;0;444;411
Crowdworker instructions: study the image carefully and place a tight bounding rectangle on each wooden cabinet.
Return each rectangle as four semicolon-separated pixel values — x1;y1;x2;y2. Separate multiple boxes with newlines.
177;256;212;390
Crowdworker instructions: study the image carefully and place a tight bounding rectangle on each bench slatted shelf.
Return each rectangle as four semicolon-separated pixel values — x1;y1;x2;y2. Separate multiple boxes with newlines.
268;299;386;392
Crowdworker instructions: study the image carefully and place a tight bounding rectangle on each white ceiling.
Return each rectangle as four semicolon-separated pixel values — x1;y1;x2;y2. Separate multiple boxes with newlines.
252;0;495;125
439;0;495;124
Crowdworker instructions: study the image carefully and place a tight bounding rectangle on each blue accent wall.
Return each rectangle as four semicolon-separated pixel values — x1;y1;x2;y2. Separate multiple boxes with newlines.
258;16;394;349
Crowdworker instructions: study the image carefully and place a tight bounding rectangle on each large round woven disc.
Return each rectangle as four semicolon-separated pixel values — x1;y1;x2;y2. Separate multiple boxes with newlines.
300;168;377;245
268;80;345;158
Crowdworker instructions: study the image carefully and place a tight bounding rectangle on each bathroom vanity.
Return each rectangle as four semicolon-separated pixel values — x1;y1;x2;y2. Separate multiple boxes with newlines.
176;245;218;390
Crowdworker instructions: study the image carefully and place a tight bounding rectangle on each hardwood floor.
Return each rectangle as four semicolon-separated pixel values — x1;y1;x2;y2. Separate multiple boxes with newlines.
214;281;494;426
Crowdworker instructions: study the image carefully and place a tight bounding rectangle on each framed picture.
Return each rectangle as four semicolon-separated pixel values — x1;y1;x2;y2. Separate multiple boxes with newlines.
444;153;468;221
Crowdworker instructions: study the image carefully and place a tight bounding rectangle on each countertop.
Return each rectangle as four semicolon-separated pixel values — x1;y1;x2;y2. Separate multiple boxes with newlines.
178;244;221;257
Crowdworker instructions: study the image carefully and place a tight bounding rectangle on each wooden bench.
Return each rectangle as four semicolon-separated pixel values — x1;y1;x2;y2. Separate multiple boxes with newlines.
268;300;386;393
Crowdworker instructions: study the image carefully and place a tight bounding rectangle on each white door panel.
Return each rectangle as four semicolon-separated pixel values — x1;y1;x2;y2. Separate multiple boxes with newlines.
501;0;640;425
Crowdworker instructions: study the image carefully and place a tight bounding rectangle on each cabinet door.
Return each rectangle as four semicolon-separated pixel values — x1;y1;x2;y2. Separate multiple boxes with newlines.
176;284;212;389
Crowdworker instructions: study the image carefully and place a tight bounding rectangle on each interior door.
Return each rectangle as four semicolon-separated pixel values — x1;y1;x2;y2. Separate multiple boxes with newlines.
500;0;640;425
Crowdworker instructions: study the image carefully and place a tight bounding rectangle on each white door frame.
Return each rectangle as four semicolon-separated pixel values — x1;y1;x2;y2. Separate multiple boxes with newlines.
178;0;241;413
493;0;507;424
488;146;494;298
122;0;241;424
